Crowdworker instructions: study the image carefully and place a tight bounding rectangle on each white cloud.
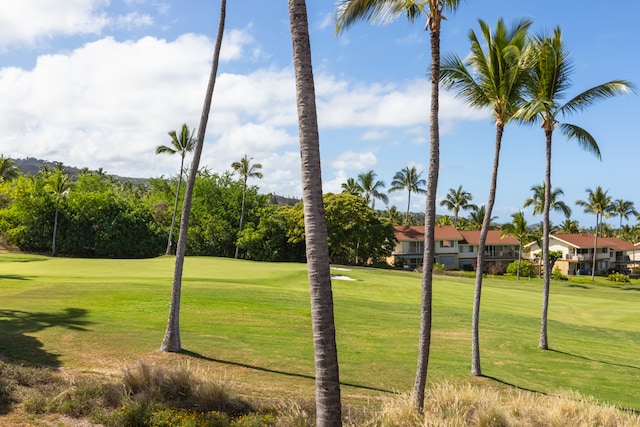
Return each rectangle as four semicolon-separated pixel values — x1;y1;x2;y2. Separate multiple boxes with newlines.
329;150;377;171
0;0;109;49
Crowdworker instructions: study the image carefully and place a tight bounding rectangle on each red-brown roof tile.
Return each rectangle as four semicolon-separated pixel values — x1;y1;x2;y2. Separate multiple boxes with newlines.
458;230;519;245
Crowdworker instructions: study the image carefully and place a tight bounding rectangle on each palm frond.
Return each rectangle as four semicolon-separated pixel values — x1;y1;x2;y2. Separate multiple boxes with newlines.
561;80;635;115
558;123;601;160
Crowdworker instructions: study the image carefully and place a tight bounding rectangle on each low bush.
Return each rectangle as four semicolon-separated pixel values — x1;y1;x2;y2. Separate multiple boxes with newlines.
608;272;630;283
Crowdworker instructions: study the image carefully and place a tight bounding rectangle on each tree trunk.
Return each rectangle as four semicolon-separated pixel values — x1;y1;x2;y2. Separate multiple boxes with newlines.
591;215;599;281
52;203;59;256
471;124;504;376
288;1;342;425
539;130;552;350
412;15;441;412
165;157;184;255
235;178;247;258
161;0;226;353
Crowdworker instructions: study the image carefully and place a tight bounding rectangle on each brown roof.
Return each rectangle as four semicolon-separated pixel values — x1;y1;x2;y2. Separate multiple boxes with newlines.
394;225;464;241
599;236;638;252
394;226;518;245
552;233;603;248
458;230;520;245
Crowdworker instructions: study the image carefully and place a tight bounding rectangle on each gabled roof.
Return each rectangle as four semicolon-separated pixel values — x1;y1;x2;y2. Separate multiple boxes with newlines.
394;226;517;245
459;230;520;245
394;225;464;241
551;233;605;248
599;236;638;252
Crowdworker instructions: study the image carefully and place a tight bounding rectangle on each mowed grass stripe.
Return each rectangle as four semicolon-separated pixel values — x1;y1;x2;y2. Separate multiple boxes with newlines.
0;254;639;409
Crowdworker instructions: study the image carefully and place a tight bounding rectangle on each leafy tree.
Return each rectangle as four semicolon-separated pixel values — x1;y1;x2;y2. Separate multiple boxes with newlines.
336;0;462;408
576;186;613;281
506;259;534;278
161;0;226;353
0;155;19;183
515;27;633;350
500;211;530;280
231;155;263;258
611;199;637;237
389;166;426;224
290;0;342;422
439;185;476;227
357;170;388;209
441;18;531;376
523;183;572;218
156;123;196;255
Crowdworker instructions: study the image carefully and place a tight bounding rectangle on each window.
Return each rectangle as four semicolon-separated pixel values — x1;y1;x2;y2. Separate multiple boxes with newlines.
439;240;455;248
409;241;424;254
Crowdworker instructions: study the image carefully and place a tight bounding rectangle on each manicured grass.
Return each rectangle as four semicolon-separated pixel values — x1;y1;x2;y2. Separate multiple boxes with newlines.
0;254;639;411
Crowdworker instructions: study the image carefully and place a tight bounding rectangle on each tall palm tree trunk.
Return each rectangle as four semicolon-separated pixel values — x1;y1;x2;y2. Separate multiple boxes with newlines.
591;214;599;281
234;178;247;258
540;131;552;349
405;190;412;224
471;124;504;376
166;157;185;255
288;1;342;424
161;0;226;353
52;202;60;256
413;16;441;411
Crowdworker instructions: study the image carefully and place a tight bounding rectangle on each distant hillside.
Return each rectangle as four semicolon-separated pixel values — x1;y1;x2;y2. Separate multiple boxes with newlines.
13;157;148;186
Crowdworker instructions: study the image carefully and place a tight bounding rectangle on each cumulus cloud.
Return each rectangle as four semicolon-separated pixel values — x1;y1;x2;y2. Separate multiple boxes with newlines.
0;0;109;49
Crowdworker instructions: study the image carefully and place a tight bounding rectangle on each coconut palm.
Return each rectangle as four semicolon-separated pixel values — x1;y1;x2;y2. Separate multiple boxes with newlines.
156;124;196;255
336;0;462;409
523;183;571;218
576;187;613;281
380;205;403;225
557;217;580;234
389;166;426;223
341;177;363;196
515;27;633;350
357;170;388;209
500;211;530;280
231;155;263;259
0;155;19;182
467;205;497;230
161;0;226;353
45;165;71;257
290;0;342;423
441;18;532;376
610;199;637;237
439;185;476;228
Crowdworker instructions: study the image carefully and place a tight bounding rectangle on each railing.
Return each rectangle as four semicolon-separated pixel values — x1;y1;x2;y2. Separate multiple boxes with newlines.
483;251;519;258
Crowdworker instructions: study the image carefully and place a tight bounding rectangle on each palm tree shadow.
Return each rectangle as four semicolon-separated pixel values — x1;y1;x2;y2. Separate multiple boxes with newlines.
181;349;394;394
0;308;93;368
549;348;640;370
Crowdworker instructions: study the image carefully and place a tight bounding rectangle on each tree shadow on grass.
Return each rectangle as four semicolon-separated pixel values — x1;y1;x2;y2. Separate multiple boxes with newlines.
549;348;640;371
0;308;93;368
181;349;394;394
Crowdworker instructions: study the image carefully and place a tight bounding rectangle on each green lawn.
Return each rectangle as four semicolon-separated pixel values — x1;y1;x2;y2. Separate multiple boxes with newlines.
1;254;639;410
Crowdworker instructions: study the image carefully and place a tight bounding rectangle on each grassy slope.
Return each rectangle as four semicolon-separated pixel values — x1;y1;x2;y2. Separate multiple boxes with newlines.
0;254;638;410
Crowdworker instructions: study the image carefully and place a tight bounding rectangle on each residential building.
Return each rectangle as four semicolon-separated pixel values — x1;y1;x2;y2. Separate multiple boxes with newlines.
390;225;520;270
525;233;640;276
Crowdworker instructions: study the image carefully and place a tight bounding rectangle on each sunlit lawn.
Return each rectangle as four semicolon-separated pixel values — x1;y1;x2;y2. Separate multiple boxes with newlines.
0;253;639;410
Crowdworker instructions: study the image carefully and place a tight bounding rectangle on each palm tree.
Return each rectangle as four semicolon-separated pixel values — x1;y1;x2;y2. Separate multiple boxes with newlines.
380;205;402;225
341;177;363;196
0;155;19;182
389;166;426;223
557;217;580;234
515;27;633;350
156;124;196;255
500;211;529;280
523;183;571;218
611;199;637;237
161;0;226;353
231;155;263;259
467;205;497;230
336;0;462;410
46;166;71;257
439;185;476;228
576;187;613;281
357;170;388;209
290;0;342;423
441;18;532;376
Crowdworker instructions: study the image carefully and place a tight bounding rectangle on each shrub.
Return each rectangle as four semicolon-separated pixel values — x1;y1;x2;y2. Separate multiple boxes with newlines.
552;267;568;281
506;260;534;278
608;272;630;283
486;263;505;275
433;262;447;271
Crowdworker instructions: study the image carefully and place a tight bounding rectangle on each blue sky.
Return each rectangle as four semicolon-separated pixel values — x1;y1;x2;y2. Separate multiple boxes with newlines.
1;1;638;228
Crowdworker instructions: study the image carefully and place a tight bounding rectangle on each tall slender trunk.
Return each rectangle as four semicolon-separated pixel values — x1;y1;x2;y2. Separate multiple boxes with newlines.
288;1;342;425
471;124;504;376
406;190;412;224
166;157;184;255
413;17;441;412
161;0;226;353
52;203;60;256
591;214;599;281
516;242;522;280
235;178;247;258
539;130;552;349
